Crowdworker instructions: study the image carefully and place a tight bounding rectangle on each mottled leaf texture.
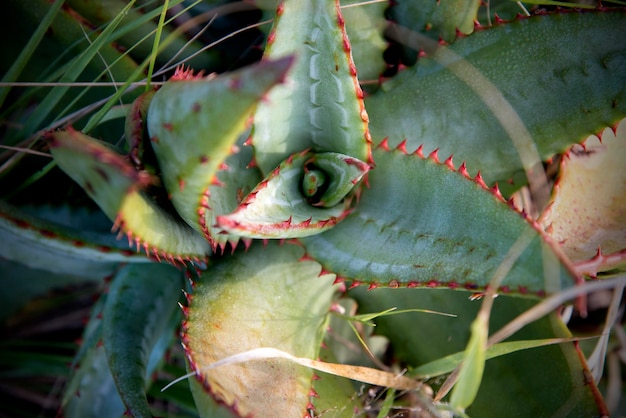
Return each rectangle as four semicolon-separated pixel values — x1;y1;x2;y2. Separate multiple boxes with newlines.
540;118;626;263
304;146;574;296
184;241;338;417
368;11;626;188
103;263;183;418
47;128;212;261
252;0;371;174
146;57;293;248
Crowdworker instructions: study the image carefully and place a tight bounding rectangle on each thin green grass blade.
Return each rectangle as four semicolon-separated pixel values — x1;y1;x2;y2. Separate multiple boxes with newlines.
19;0;137;137
0;0;64;107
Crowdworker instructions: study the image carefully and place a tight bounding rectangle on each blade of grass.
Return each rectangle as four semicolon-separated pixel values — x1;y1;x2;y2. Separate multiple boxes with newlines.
0;0;65;108
146;0;170;92
19;0;137;138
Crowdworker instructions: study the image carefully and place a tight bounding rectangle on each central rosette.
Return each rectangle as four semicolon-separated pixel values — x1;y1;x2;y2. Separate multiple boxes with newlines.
216;150;369;239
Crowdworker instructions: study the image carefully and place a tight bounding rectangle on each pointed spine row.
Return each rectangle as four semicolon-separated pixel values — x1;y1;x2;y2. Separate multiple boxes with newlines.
376;138;507;204
0;205;137;257
180;300;247;418
335;0;374;167
575;248;626;278
111;214;206;267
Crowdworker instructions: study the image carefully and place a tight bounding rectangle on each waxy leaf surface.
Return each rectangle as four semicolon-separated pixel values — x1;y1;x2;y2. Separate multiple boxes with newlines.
217;151;369;239
184;241;338;417
147;57;293;248
252;0;371;174
47;128;211;261
368;11;626;188
103;263;183;418
304;147;574;296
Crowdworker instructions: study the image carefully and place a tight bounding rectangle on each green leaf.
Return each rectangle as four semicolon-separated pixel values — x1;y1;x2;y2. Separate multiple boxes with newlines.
63;345;126;418
252;0;372;175
412;336;594;379
146;57;294;248
450;314;488;411
303;147;573;296
387;0;481;65
47;128;212;261
368;11;626;188
0;201;146;277
341;0;387;82
217;151;369;239
350;287;606;416
103;263;184;418
63;295;124;418
184;241;338;417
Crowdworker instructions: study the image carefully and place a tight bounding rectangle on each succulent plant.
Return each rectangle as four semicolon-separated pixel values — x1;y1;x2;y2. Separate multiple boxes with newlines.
1;0;626;417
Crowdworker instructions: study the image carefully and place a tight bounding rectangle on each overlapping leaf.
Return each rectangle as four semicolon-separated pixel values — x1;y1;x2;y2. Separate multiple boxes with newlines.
146;57;293;249
184;241;338;417
103;263;183;418
304;146;574;296
217;151;369;238
540;117;626;265
47;128;212;261
368;11;626;189
252;0;372;174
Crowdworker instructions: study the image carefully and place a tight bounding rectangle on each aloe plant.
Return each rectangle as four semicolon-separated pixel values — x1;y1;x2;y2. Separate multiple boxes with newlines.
2;0;626;416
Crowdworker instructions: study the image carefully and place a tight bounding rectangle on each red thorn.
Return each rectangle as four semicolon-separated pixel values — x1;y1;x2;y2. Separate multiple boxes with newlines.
491;183;505;201
474;171;487;189
414;144;425;158
458;161;470;178
428;148;440;163
367;283;378;291
444;155;455;170
395;139;408;154
308;389;320;398
348;280;362;289
378;137;391;150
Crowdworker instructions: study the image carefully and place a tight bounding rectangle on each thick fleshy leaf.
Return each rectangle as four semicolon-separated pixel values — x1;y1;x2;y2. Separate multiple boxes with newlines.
47;128;212;261
102;263;183;418
350;287;606;416
303;146;574;296
63;345;126;418
368;11;626;188
540;118;626;263
0;201;145;277
146;57;293;248
216;151;369;239
387;0;481;65
62;296;126;418
183;241;338;417
252;0;372;174
341;0;387;82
